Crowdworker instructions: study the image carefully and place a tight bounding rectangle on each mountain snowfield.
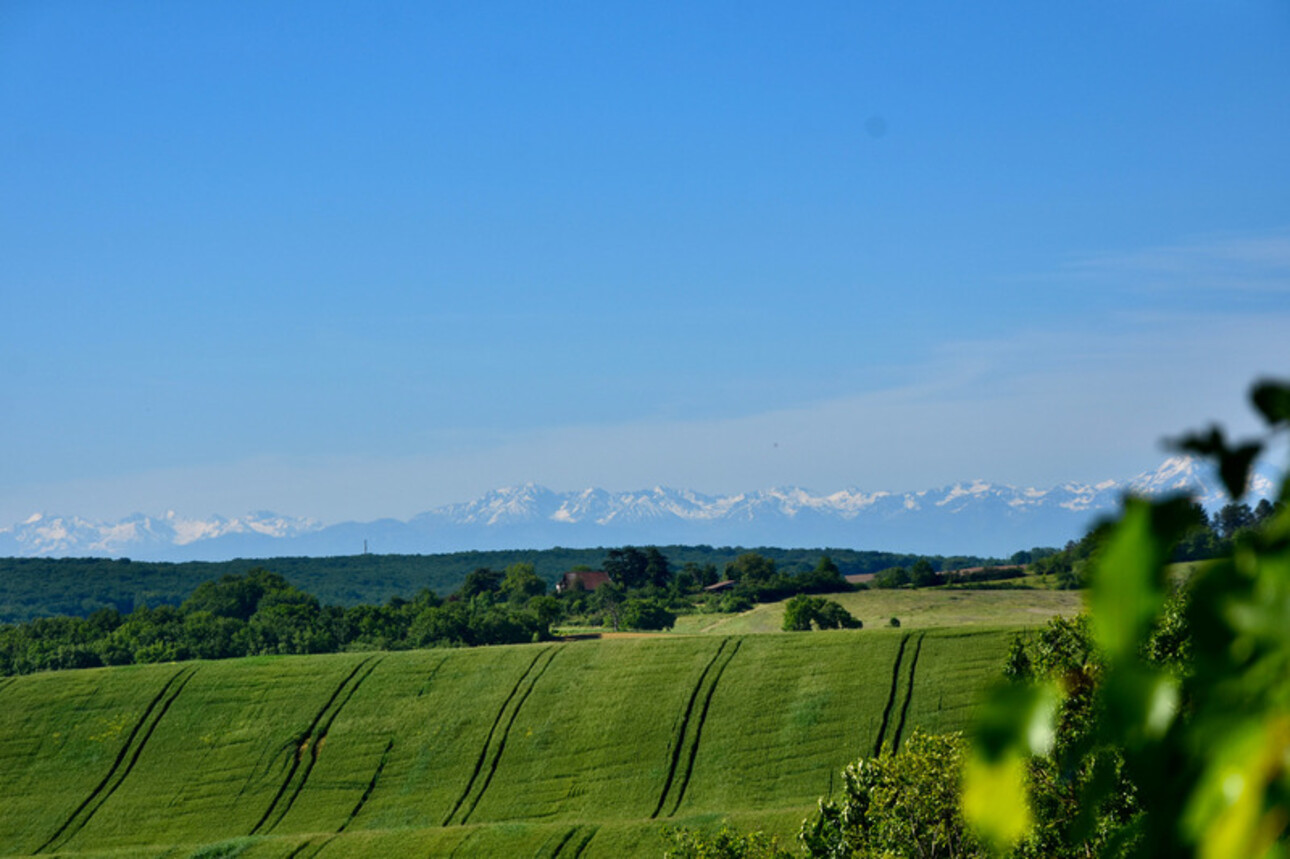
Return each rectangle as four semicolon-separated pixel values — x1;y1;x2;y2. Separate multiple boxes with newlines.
0;457;1275;562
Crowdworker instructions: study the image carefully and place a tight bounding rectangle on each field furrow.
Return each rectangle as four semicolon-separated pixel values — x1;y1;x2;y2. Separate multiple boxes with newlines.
266;656;385;834
35;664;198;853
871;633;909;756
651;638;730;819
890;633;926;752
459;644;564;824
338;738;395;833
667;639;742;817
251;656;379;835
442;646;553;826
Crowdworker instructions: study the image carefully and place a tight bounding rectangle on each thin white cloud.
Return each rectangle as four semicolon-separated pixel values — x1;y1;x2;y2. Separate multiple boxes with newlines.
7;309;1284;526
1064;227;1290;294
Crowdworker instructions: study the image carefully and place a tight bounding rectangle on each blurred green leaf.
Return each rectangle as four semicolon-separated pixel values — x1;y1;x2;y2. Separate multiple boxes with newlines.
1172;425;1227;458
972;680;1060;762
1089;498;1190;662
1219;443;1262;501
1101;664;1180;749
1168;427;1262;499
963;753;1031;852
1251;380;1290;428
1183;717;1290;859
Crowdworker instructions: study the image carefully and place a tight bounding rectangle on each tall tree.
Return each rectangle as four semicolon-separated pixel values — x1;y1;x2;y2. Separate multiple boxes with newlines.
644;547;672;588
603;547;649;589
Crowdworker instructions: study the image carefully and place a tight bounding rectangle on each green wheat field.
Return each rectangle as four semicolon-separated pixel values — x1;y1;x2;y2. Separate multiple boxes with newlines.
0;626;1015;858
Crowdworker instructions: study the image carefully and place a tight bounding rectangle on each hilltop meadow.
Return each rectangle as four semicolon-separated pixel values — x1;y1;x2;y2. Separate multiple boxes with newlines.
0;628;1012;857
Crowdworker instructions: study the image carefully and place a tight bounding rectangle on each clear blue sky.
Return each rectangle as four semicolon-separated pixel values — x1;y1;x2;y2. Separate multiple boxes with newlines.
2;1;1288;523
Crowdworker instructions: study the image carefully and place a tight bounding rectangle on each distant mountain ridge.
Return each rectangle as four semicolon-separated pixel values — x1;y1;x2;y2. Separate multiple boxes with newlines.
1;456;1274;562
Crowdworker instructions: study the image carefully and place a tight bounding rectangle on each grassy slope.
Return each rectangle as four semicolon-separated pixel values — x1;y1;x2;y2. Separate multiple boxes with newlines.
676;586;1084;635
0;630;1012;858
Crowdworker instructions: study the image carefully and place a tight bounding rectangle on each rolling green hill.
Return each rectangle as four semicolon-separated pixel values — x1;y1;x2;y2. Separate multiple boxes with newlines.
672;587;1084;635
0;628;1011;858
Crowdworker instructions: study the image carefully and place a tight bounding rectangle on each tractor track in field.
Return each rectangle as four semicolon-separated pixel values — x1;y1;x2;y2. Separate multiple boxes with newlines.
442;645;561;826
872;634;910;757
249;656;381;836
337;738;394;833
285;838;315;859
566;825;599;858
286;834;336;859
0;677;15;699
458;645;563;825
667;639;741;817
35;665;199;854
445;828;477;858
651;638;731;819
415;653;451;698
544;826;580;858
891;633;926;752
545;824;598;858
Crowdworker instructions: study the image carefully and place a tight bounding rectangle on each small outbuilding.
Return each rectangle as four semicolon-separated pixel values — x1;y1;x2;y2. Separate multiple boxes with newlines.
556;570;612;594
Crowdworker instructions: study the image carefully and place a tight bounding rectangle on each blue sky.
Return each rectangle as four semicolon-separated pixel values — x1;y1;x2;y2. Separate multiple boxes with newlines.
2;1;1288;523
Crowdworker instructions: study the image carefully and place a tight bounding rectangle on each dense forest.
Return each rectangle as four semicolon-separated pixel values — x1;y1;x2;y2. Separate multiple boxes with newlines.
0;546;877;676
1028;497;1281;588
0;545;1007;623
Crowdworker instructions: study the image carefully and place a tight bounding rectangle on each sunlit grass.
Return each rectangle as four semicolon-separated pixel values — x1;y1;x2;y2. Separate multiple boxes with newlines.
0;629;1016;857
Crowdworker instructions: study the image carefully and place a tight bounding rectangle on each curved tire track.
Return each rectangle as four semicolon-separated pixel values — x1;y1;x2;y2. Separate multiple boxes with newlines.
35;665;198;854
871;634;910;757
667;639;741;817
650;639;730;819
442;646;559;826
890;633;926;753
249;656;380;835
458;645;563;824
569;825;599;858
337;738;395;833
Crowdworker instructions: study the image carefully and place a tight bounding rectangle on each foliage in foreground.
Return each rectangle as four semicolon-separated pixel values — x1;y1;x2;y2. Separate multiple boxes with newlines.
675;379;1290;859
965;378;1290;858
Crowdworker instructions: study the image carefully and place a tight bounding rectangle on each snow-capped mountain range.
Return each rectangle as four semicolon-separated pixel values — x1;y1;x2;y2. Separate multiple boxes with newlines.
0;457;1276;562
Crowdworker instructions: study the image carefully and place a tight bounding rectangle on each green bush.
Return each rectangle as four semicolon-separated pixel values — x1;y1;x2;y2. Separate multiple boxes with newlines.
801;730;983;858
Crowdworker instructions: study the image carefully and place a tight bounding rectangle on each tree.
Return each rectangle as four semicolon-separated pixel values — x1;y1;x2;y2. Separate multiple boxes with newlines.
910;559;939;588
604;547;650;590
645;547;672;588
873;566;909;589
801;730;984;858
800;555;848;592
459;567;503;599
726;553;776;585
782;595;817;631
1214;501;1255;539
181;568;291;621
594;581;625;631
782;595;861;631
620;598;676;631
499;562;546;604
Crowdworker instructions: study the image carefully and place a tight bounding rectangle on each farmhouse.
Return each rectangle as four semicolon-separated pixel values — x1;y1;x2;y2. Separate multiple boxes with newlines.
555;570;612;594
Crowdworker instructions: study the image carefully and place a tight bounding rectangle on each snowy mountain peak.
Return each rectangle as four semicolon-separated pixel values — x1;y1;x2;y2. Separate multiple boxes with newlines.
1;456;1277;561
1127;455;1223;502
